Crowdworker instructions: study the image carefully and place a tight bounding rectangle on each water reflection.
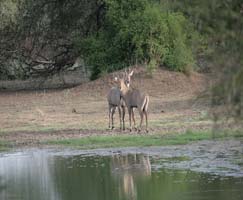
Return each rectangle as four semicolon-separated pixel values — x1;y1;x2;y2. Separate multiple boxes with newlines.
0;150;60;200
111;154;151;200
0;149;242;200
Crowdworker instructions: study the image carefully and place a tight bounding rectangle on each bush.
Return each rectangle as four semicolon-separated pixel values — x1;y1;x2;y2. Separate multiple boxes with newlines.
164;13;195;73
78;0;201;78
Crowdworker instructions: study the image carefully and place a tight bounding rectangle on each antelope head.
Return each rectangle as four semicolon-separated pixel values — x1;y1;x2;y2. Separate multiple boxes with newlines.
124;69;134;88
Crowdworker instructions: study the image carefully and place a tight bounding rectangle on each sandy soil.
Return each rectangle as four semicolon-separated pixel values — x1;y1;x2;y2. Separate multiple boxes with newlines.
0;67;213;146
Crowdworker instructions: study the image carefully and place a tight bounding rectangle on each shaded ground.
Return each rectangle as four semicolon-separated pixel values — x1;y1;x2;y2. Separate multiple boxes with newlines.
0;67;212;147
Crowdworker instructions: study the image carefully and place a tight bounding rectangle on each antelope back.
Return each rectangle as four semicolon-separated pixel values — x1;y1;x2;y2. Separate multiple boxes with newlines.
107;87;121;106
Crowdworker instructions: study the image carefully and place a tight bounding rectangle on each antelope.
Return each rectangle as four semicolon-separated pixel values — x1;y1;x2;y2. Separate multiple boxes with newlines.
107;77;126;130
107;70;135;130
117;71;149;132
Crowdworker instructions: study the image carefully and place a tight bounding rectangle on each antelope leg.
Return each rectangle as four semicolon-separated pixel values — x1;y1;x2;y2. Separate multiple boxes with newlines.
111;107;116;129
145;111;148;133
128;108;132;132
132;108;137;130
122;106;125;130
139;110;144;132
118;106;122;130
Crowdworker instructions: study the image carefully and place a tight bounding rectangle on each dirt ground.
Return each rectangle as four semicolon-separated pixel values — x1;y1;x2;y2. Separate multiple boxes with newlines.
0;67;213;146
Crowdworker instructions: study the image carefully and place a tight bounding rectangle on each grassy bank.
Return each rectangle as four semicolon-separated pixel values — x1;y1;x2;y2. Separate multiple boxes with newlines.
0;141;9;151
46;130;243;149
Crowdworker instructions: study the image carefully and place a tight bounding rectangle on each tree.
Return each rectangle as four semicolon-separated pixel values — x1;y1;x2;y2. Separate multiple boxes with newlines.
0;0;105;79
79;0;199;79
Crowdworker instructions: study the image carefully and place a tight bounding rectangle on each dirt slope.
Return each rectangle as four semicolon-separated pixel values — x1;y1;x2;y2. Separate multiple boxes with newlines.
72;66;208;99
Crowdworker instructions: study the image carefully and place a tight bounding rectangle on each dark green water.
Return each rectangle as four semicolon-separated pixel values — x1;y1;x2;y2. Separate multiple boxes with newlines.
0;149;243;200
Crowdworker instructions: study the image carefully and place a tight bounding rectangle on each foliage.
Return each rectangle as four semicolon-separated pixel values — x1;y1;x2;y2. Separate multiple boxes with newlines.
163;12;195;73
0;0;202;80
79;0;200;79
0;0;18;28
156;0;243;121
212;2;243;120
0;0;105;80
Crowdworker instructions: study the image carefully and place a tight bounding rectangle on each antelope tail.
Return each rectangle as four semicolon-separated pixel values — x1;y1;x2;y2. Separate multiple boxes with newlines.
142;95;149;112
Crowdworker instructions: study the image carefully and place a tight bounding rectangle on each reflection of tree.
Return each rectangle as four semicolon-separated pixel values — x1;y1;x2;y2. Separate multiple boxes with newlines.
50;155;118;200
0;176;5;194
0;151;60;200
111;154;151;200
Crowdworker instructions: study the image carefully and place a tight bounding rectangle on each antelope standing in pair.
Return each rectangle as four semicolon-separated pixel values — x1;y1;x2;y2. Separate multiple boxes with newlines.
107;70;149;132
107;71;133;130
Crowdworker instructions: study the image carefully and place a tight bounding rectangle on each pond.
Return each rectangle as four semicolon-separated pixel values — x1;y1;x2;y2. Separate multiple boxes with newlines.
0;143;243;200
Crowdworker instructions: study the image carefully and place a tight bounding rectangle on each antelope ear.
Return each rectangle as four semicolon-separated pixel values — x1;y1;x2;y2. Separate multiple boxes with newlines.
129;70;134;77
124;69;128;76
121;72;126;79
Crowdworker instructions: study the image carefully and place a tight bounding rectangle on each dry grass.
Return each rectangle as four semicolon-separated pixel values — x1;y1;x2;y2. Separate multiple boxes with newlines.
0;67;213;146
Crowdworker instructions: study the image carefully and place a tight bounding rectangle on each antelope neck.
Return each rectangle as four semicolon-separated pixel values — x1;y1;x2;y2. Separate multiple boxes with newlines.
120;80;129;95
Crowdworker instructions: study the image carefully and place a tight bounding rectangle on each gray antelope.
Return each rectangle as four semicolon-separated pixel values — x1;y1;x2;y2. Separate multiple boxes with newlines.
117;71;149;132
107;77;125;130
107;70;135;130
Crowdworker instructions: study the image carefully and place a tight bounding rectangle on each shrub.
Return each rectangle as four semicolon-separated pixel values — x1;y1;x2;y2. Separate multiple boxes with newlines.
79;0;201;78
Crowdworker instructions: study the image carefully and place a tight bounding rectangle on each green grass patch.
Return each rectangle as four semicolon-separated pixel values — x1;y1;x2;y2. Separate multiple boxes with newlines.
46;130;240;149
0;121;110;135
0;141;10;152
0;124;70;134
